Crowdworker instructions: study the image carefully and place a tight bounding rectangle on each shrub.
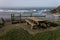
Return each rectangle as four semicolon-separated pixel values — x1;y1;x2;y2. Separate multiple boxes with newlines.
50;22;58;27
12;21;19;24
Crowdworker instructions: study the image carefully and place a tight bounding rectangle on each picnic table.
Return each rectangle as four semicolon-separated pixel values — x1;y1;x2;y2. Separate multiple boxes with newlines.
25;17;48;30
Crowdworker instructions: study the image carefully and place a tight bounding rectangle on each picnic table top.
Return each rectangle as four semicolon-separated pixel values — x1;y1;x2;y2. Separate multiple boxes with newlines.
27;17;44;22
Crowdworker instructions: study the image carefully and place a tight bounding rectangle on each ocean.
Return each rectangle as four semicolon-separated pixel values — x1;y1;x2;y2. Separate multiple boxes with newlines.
0;7;54;20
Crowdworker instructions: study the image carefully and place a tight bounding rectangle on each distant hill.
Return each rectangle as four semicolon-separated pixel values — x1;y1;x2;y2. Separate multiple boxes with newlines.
51;6;60;13
56;6;60;13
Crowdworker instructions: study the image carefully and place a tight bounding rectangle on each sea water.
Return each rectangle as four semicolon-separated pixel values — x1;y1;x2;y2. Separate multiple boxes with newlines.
0;7;57;20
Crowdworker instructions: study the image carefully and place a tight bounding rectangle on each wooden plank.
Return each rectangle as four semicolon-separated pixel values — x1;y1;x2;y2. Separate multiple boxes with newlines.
28;17;44;22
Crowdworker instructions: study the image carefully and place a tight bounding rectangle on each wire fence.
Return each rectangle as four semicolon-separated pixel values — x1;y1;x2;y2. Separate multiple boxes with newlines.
0;12;60;23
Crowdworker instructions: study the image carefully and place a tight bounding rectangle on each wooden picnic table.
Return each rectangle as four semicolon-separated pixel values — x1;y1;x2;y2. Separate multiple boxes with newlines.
25;17;56;30
25;17;48;30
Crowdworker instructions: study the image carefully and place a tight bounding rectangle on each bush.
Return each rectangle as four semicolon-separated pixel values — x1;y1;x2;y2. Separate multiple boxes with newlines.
12;21;19;24
50;22;58;27
54;22;60;26
0;22;4;28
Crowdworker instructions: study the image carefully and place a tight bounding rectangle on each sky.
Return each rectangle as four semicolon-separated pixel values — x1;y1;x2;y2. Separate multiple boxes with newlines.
0;0;60;8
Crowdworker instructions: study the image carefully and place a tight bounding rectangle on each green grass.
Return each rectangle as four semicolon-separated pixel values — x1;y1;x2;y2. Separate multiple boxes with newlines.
0;28;60;40
54;21;60;26
0;28;32;40
0;21;60;40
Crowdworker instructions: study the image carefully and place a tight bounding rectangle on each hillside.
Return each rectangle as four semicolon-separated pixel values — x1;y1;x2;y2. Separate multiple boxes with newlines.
51;6;60;13
57;6;60;13
0;21;60;40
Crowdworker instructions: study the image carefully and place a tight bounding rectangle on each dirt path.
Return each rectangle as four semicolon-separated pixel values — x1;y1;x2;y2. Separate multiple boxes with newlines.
0;23;33;35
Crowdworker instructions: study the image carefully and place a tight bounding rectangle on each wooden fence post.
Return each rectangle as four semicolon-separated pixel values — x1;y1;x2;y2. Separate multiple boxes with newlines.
19;12;21;23
11;14;14;22
11;14;12;21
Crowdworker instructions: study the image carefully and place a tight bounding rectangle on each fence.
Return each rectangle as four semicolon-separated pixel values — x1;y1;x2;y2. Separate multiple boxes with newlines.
0;12;60;22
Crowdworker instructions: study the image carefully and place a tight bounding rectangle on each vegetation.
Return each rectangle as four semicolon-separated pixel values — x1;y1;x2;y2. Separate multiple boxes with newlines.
11;19;25;24
51;6;60;13
57;6;60;13
0;21;60;40
12;21;19;24
0;18;5;28
51;9;57;13
0;28;32;40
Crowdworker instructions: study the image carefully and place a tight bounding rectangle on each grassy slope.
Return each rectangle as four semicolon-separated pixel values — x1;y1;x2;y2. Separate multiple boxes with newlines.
0;22;60;40
0;28;32;40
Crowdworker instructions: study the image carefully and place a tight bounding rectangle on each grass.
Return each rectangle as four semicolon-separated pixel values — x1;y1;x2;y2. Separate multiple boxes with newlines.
0;28;32;40
54;21;60;26
0;21;60;40
0;22;4;28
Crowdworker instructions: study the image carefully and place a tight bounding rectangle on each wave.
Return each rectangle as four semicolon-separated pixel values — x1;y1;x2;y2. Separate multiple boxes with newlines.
0;9;30;12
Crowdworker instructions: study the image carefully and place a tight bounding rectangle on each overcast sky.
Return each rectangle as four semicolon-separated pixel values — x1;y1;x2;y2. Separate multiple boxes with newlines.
0;0;60;8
